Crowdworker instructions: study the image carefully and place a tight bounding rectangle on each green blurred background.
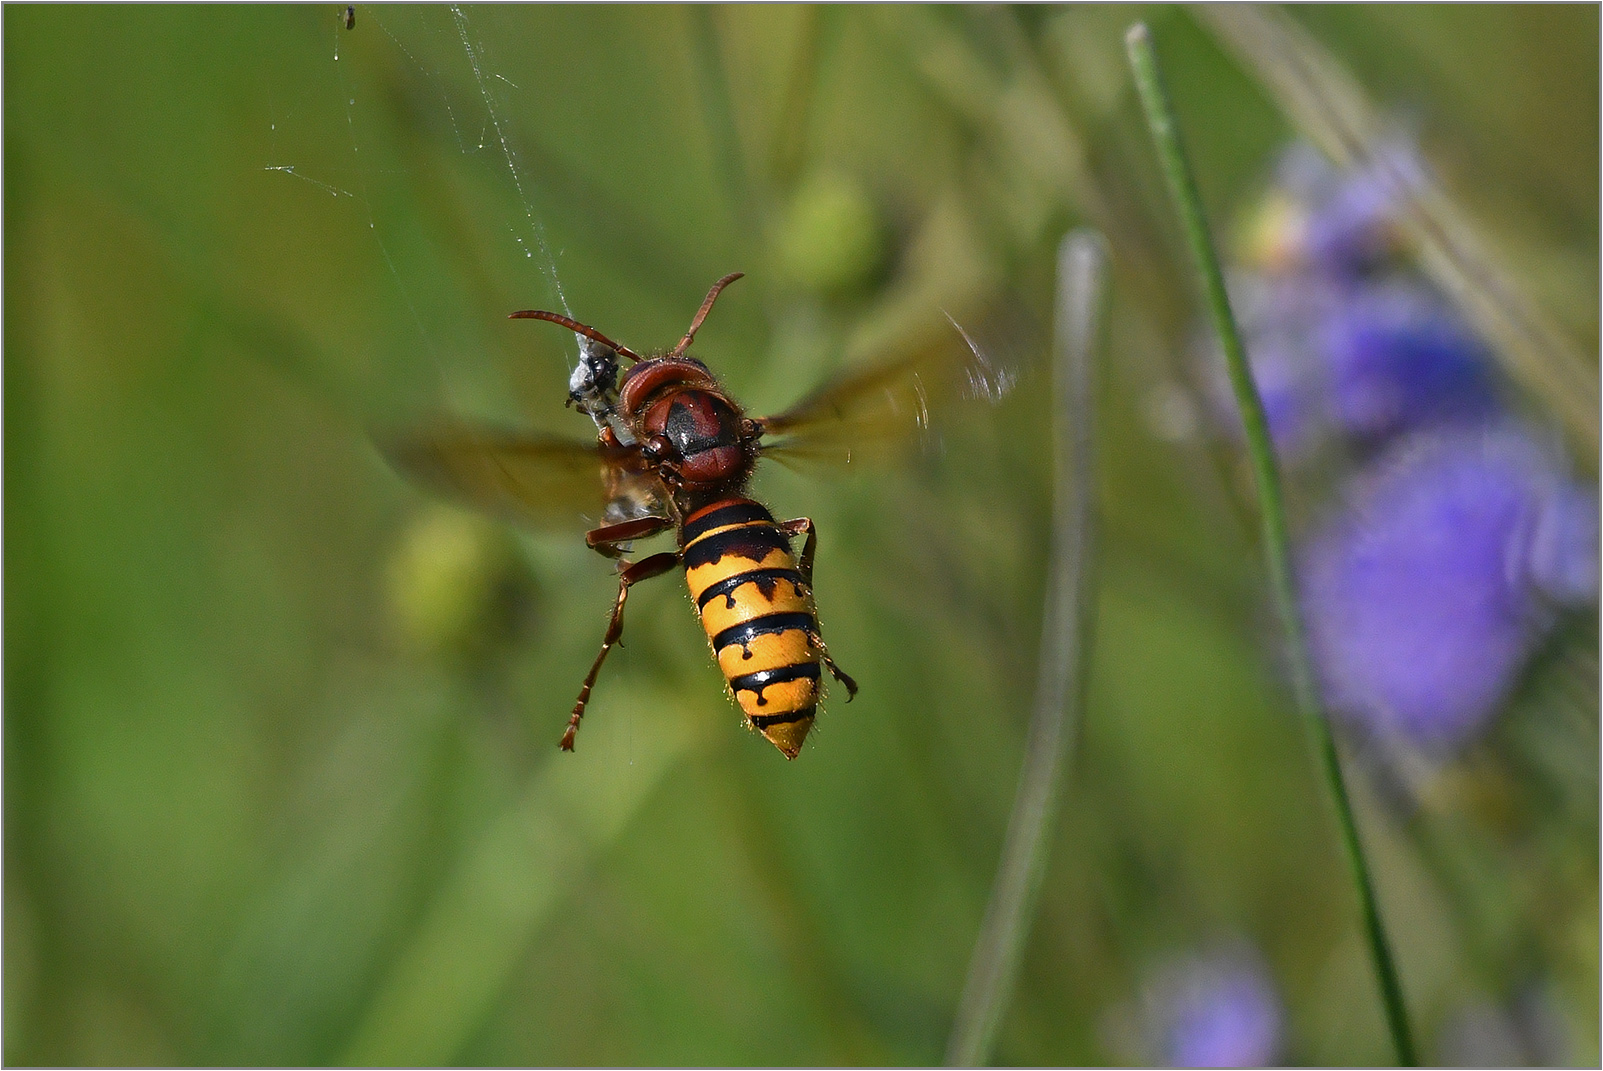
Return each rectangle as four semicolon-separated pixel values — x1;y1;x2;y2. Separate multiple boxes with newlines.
5;5;1597;1065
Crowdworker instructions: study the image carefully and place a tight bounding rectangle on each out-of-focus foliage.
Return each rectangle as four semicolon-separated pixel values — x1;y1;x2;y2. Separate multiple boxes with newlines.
5;5;1596;1065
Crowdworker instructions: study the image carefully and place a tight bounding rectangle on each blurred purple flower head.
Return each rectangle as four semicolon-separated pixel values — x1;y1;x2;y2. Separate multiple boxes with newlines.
1301;427;1598;749
1526;482;1600;604
1318;281;1497;440
1243;137;1426;279
1304;138;1425;278
1206;138;1495;463
1212;271;1341;454
1145;946;1284;1068
1209;275;1494;458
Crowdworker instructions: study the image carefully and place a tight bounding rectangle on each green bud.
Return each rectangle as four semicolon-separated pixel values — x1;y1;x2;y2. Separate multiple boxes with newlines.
386;505;515;657
773;171;887;296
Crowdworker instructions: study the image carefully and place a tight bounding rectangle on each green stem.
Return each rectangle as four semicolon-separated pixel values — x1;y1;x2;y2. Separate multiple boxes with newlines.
946;230;1108;1066
1124;23;1417;1067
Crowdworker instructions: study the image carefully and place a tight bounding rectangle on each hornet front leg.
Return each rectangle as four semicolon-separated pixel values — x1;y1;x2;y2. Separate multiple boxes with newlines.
565;518;681;750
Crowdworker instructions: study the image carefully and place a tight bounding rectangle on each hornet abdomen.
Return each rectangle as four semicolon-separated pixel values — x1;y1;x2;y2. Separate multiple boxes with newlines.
681;498;822;758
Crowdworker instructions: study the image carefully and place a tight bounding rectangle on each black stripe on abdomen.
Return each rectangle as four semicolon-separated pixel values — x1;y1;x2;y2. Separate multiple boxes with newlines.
711;612;814;654
729;662;821;705
683;523;792;570
696;567;806;611
751;705;816;730
681;500;774;545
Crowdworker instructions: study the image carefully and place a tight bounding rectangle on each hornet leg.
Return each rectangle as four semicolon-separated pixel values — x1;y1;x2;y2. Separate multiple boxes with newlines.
585;515;674;560
776;516;858;700
564;550;680;750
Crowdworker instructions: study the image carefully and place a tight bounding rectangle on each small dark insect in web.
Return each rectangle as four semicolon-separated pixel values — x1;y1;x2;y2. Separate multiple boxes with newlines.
344;5;355;30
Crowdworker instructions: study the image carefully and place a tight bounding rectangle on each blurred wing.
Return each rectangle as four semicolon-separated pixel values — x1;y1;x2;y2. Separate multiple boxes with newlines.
381;425;669;534
757;314;1017;468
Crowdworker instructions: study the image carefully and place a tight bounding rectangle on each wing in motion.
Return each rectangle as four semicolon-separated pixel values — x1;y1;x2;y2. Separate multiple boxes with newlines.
381;425;670;534
757;313;1018;467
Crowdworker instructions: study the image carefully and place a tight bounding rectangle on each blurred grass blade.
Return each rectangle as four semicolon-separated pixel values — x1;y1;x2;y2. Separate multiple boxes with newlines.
1197;5;1600;456
769;6;834;192
689;6;761;237
341;713;695;1066
946;229;1107;1067
884;6;1105;227
1125;23;1418;1066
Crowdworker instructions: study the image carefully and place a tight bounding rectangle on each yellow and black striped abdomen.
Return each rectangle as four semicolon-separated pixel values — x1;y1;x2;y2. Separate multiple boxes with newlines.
681;498;821;758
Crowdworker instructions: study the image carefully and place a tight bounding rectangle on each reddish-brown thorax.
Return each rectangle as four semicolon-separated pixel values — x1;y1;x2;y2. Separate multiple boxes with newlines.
617;356;759;504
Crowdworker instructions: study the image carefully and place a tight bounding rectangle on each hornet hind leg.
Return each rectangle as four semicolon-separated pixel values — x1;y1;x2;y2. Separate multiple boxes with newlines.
777;516;858;699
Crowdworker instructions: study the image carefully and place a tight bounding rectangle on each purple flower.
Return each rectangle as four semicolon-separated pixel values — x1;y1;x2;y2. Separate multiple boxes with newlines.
1206;138;1494;462
1301;427;1598;749
1527;481;1600;604
1303;138;1425;278
1207;275;1494;458
1147;947;1284;1067
1213;272;1343;455
1318;281;1497;441
1241;138;1425;280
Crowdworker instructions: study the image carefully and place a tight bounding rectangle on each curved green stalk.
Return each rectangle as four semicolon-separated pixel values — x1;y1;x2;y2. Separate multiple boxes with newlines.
946;230;1108;1067
1124;23;1418;1067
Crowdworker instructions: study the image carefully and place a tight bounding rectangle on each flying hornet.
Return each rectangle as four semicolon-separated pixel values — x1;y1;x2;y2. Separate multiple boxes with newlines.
386;273;1010;758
